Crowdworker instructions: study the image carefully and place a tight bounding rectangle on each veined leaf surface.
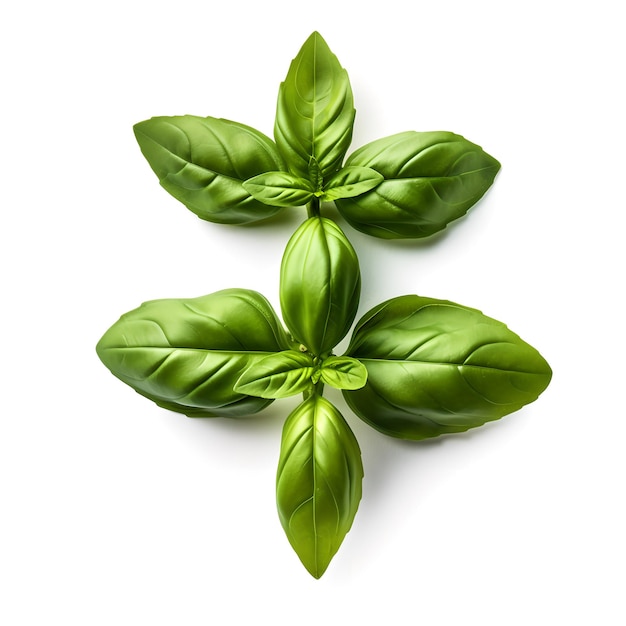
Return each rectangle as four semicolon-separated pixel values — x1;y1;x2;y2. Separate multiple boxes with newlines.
243;171;315;207
344;295;552;439
134;116;286;224
96;289;290;417
319;356;367;390
276;395;363;578
235;350;315;399
321;166;383;201
274;32;355;184
335;131;500;238
280;217;361;356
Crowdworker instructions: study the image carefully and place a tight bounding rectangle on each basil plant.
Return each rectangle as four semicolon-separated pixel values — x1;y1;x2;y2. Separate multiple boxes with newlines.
133;31;500;236
97;32;552;578
98;219;551;578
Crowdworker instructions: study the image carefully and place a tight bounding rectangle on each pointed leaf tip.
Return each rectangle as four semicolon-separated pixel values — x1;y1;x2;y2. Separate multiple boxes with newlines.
276;396;363;578
275;32;355;184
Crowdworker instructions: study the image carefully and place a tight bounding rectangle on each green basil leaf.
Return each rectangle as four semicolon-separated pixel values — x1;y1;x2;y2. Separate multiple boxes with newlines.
335;131;501;238
234;350;315;399
343;295;552;440
134;116;287;224
308;156;323;191
96;289;291;417
321;166;384;201
242;171;315;208
276;395;363;578
319;356;367;390
274;32;355;184
280;217;361;356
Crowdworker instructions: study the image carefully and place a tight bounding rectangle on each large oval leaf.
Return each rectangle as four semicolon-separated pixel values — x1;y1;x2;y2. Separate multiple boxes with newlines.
274;31;355;185
276;395;363;578
96;289;291;417
343;295;552;439
134;116;286;224
335;131;500;238
280;217;361;356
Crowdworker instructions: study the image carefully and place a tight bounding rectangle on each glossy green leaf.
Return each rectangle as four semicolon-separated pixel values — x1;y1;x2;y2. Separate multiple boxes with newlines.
343;295;552;440
274;32;355;184
243;171;315;208
134;116;286;224
276;395;363;578
321;166;384;201
308;156;323;191
335;131;501;238
234;350;315;399
96;289;291;417
319;356;367;390
280;217;361;356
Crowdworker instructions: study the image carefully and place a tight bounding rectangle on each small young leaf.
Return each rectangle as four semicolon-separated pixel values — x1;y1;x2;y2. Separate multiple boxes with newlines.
319;356;367;390
243;171;315;208
274;32;355;184
343;295;552;439
276;395;363;578
96;289;291;417
308;156;323;191
134;116;286;224
335;131;500;238
321;166;383;201
280;217;361;356
234;350;315;399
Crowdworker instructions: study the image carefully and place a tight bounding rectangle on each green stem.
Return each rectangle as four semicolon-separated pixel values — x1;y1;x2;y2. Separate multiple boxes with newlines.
303;380;324;401
307;196;321;218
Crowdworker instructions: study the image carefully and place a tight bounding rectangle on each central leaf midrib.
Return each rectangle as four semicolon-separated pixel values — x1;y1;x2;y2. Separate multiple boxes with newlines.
310;33;318;163
101;347;277;355
311;398;320;577
380;166;498;182
136;127;251;186
357;357;547;376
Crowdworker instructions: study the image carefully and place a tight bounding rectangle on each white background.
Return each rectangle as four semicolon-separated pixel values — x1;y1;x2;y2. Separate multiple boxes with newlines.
2;1;624;624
